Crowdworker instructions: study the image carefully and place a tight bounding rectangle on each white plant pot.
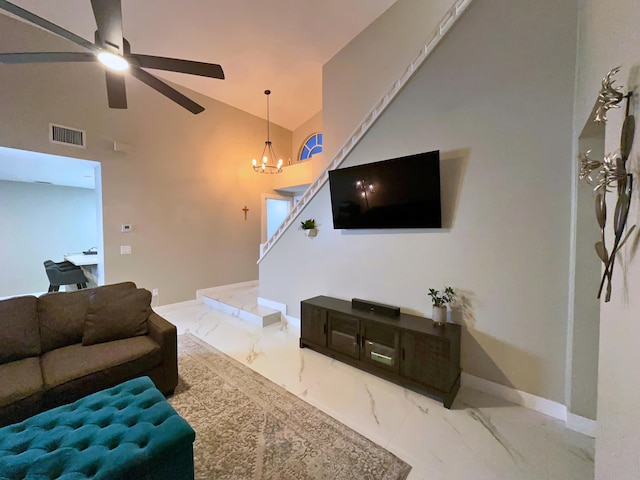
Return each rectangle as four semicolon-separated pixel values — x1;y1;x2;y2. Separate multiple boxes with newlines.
432;305;447;326
305;228;317;237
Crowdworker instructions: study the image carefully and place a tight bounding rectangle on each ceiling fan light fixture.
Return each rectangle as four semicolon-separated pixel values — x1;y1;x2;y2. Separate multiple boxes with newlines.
97;51;129;71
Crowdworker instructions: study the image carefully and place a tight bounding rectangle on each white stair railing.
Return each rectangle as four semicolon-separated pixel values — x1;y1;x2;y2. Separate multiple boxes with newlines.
258;0;474;263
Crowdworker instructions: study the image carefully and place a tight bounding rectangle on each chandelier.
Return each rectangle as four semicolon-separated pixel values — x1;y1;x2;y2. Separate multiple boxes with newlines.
252;89;283;174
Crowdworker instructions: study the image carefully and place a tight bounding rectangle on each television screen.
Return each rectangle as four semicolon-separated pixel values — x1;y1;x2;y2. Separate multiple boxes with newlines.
328;150;441;229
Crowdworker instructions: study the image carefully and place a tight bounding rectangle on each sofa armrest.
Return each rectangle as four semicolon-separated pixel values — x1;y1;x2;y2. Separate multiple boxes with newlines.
147;312;178;394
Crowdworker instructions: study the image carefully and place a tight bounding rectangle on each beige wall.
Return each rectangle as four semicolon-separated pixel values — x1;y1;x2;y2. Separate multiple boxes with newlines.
0;14;291;305
575;0;640;477
260;0;578;403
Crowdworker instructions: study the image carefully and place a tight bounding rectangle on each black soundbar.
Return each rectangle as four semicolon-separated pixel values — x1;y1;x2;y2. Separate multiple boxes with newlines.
351;298;400;318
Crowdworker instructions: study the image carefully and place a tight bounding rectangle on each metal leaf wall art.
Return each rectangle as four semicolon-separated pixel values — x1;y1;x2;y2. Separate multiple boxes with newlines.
578;67;636;302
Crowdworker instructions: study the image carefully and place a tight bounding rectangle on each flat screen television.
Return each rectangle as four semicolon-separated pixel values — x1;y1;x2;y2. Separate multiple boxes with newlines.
328;150;441;229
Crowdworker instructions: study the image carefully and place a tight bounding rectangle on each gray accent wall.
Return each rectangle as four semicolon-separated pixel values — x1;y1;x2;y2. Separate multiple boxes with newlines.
260;0;578;404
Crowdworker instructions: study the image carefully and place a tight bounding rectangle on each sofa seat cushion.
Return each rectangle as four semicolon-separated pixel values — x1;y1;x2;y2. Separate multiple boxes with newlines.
0;296;40;363
40;336;162;409
0;357;43;408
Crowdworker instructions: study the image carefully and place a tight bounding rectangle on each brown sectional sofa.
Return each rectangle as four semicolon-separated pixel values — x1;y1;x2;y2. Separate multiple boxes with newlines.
0;282;178;427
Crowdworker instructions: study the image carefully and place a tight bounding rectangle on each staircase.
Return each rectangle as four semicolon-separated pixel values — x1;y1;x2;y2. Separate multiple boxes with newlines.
258;0;474;263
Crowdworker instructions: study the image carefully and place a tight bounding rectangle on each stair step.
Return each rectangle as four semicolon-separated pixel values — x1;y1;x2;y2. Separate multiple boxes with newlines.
197;281;281;327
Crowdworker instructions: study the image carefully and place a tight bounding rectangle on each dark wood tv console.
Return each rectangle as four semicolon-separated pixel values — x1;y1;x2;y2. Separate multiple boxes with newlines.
300;296;461;408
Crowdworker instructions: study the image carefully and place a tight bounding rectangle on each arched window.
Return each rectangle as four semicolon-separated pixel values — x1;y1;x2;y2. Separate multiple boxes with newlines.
299;133;323;161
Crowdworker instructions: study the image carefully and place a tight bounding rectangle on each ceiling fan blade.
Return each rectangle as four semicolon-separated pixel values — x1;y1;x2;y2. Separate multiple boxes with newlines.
130;67;204;114
90;0;124;53
0;52;96;64
0;0;96;52
104;70;127;109
128;54;225;79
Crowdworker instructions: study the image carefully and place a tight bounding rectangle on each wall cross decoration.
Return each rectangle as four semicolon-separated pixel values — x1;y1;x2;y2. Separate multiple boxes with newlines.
242;205;249;221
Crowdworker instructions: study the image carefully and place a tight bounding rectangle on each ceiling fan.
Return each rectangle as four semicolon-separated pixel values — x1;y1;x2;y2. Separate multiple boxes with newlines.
0;0;225;114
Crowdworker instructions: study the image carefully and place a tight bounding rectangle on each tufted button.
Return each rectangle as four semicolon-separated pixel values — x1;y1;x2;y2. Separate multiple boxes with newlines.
12;446;26;455
87;463;99;477
47;442;60;453
137;436;149;449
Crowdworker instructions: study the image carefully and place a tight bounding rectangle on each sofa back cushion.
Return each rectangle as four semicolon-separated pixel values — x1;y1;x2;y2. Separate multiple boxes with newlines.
83;288;152;346
38;282;137;353
0;296;40;363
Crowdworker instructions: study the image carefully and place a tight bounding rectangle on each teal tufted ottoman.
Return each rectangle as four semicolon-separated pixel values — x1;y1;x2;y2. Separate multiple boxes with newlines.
0;376;195;480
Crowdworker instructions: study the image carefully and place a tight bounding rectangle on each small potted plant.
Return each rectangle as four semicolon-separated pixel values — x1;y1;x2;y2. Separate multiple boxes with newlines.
428;286;455;326
300;218;318;237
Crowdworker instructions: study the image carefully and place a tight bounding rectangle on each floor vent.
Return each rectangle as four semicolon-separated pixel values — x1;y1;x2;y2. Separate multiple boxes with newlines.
49;123;86;148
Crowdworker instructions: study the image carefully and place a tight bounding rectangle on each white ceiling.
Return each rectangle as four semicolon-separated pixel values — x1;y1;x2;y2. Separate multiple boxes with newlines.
0;146;98;189
3;0;397;130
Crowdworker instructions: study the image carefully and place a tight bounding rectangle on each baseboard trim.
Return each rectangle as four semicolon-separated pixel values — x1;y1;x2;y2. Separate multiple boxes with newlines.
461;373;596;437
566;413;597;438
461;373;567;421
153;299;201;314
258;298;302;328
284;315;301;329
257;296;286;314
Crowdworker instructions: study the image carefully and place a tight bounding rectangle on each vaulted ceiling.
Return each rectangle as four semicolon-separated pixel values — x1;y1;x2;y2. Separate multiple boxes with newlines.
2;0;398;130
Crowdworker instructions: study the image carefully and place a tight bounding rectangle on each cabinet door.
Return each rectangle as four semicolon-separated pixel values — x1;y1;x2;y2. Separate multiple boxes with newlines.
400;331;454;391
300;303;327;347
328;312;360;359
361;321;400;373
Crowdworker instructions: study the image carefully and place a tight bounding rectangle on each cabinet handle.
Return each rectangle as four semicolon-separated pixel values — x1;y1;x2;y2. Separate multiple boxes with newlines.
361;335;365;348
323;323;327;335
371;352;394;365
402;348;405;361
356;333;360;346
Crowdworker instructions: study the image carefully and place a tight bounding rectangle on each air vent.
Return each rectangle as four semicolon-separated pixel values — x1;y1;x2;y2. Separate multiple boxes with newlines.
49;123;86;148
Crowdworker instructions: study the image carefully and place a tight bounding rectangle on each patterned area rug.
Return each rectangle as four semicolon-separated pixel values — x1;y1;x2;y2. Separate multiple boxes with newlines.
169;333;411;480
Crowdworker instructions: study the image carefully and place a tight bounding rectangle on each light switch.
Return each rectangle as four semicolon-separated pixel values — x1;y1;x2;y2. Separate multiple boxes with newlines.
121;224;132;233
120;245;132;255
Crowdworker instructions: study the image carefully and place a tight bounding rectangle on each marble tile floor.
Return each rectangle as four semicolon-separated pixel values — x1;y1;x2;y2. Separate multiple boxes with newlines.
197;280;281;327
158;301;595;480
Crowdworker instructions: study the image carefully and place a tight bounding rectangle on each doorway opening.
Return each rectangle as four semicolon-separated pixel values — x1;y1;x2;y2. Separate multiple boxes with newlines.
0;146;104;297
261;193;293;244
